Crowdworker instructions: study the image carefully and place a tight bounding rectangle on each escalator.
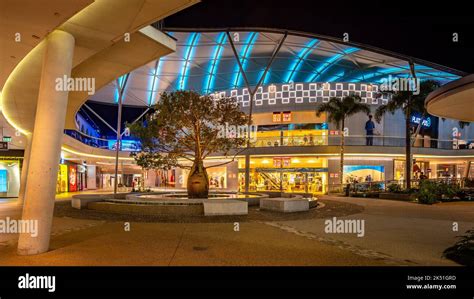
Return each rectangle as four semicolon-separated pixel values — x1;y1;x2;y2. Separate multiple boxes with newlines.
258;172;281;191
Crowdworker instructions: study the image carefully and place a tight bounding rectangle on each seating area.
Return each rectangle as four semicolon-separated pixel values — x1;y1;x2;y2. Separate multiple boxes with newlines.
203;200;248;216
259;197;310;213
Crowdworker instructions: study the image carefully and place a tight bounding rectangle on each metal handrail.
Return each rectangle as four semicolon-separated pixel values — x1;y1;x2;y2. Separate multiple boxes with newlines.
249;134;473;150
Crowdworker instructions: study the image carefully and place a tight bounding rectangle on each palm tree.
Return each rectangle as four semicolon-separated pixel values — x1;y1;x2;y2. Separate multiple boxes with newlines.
375;80;440;189
316;95;371;188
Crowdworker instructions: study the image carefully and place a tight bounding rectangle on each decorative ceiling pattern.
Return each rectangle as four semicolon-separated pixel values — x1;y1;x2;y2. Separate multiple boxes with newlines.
87;29;462;107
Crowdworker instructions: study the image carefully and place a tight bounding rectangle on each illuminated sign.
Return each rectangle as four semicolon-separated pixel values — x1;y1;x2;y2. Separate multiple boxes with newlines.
69;166;77;192
282;111;292;122
272;111;292;122
272;112;281;122
107;140;140;151
2;136;12;142
410;114;431;128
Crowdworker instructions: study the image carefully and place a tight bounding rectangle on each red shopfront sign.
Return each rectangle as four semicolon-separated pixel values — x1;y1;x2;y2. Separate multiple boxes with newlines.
68;165;77;192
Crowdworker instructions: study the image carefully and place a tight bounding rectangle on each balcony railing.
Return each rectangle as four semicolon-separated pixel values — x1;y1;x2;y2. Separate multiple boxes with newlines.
65;129;473;152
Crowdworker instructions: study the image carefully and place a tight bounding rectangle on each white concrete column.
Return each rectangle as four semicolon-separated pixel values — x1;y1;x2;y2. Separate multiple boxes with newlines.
17;30;75;255
17;134;32;207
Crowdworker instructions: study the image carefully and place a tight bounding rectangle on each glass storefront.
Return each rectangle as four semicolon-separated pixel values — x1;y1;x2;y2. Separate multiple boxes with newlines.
180;167;227;189
343;165;385;183
394;159;430;180
0;160;21;197
239;156;327;194
252;123;328;147
154;169;176;188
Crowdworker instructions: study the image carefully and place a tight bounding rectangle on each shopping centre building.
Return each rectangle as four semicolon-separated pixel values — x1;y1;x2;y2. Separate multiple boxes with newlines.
5;28;473;198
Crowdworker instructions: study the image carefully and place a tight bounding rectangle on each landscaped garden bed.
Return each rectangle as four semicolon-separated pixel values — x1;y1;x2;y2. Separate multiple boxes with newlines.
348;179;474;204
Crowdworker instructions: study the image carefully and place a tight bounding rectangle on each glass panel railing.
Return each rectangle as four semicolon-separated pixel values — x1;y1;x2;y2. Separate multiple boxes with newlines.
249;135;473;150
65;129;472;152
64;130;140;151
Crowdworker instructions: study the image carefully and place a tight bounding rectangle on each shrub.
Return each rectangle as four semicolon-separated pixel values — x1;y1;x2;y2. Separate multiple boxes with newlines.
443;229;474;266
417;180;462;204
368;183;383;192
417;180;439;204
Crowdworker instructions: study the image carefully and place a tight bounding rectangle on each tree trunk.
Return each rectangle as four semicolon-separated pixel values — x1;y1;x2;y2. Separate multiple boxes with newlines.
187;159;209;198
340;119;345;187
405;103;412;190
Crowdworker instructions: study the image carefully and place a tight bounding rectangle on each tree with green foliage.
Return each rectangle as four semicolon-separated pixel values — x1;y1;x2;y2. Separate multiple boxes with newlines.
129;91;249;198
316;95;371;187
375;80;440;189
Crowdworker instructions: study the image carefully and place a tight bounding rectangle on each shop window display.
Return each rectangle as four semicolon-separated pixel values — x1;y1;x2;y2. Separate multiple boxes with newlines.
239;156;327;194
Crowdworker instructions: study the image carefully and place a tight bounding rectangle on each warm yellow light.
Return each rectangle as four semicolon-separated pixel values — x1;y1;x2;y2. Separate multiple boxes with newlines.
292;158;300;163
261;159;269;164
61;146;134;161
308;159;317;163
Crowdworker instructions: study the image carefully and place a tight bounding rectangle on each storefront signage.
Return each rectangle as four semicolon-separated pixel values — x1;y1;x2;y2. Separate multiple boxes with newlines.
410;114;431;128
107;140;140;151
273;157;292;167
272;112;281;122
272;111;292;123
2;136;12;142
282;111;292;122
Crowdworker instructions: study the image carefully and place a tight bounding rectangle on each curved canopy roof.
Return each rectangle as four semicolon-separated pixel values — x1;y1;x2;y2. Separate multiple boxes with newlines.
87;28;464;107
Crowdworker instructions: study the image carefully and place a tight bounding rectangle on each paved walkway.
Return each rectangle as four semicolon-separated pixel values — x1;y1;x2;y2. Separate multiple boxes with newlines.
272;196;474;265
1;192;473;266
0;221;386;266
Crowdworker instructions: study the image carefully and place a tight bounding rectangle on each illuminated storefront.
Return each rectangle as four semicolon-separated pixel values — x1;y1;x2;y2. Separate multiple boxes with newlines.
55;161;88;193
179;167;227;189
0;159;21;198
343;165;385;183
56;164;68;193
251;111;329;147
239;156;327;194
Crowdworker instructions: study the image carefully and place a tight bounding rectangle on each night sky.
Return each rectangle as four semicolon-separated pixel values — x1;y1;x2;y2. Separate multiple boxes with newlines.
91;0;473;136
163;0;474;74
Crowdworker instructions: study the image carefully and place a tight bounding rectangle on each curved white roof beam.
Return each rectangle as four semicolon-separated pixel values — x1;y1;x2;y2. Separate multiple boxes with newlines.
1;0;199;135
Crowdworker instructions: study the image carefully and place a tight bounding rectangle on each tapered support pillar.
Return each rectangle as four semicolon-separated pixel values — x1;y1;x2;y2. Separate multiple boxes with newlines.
17;30;75;255
17;134;32;207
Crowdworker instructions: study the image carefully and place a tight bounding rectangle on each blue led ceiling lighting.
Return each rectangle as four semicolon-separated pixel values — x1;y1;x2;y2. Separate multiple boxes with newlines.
285;39;319;83
258;68;271;86
327;70;347;82
307;47;360;82
203;32;227;94
232;32;258;89
349;66;434;83
178;32;200;90
148;59;162;106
